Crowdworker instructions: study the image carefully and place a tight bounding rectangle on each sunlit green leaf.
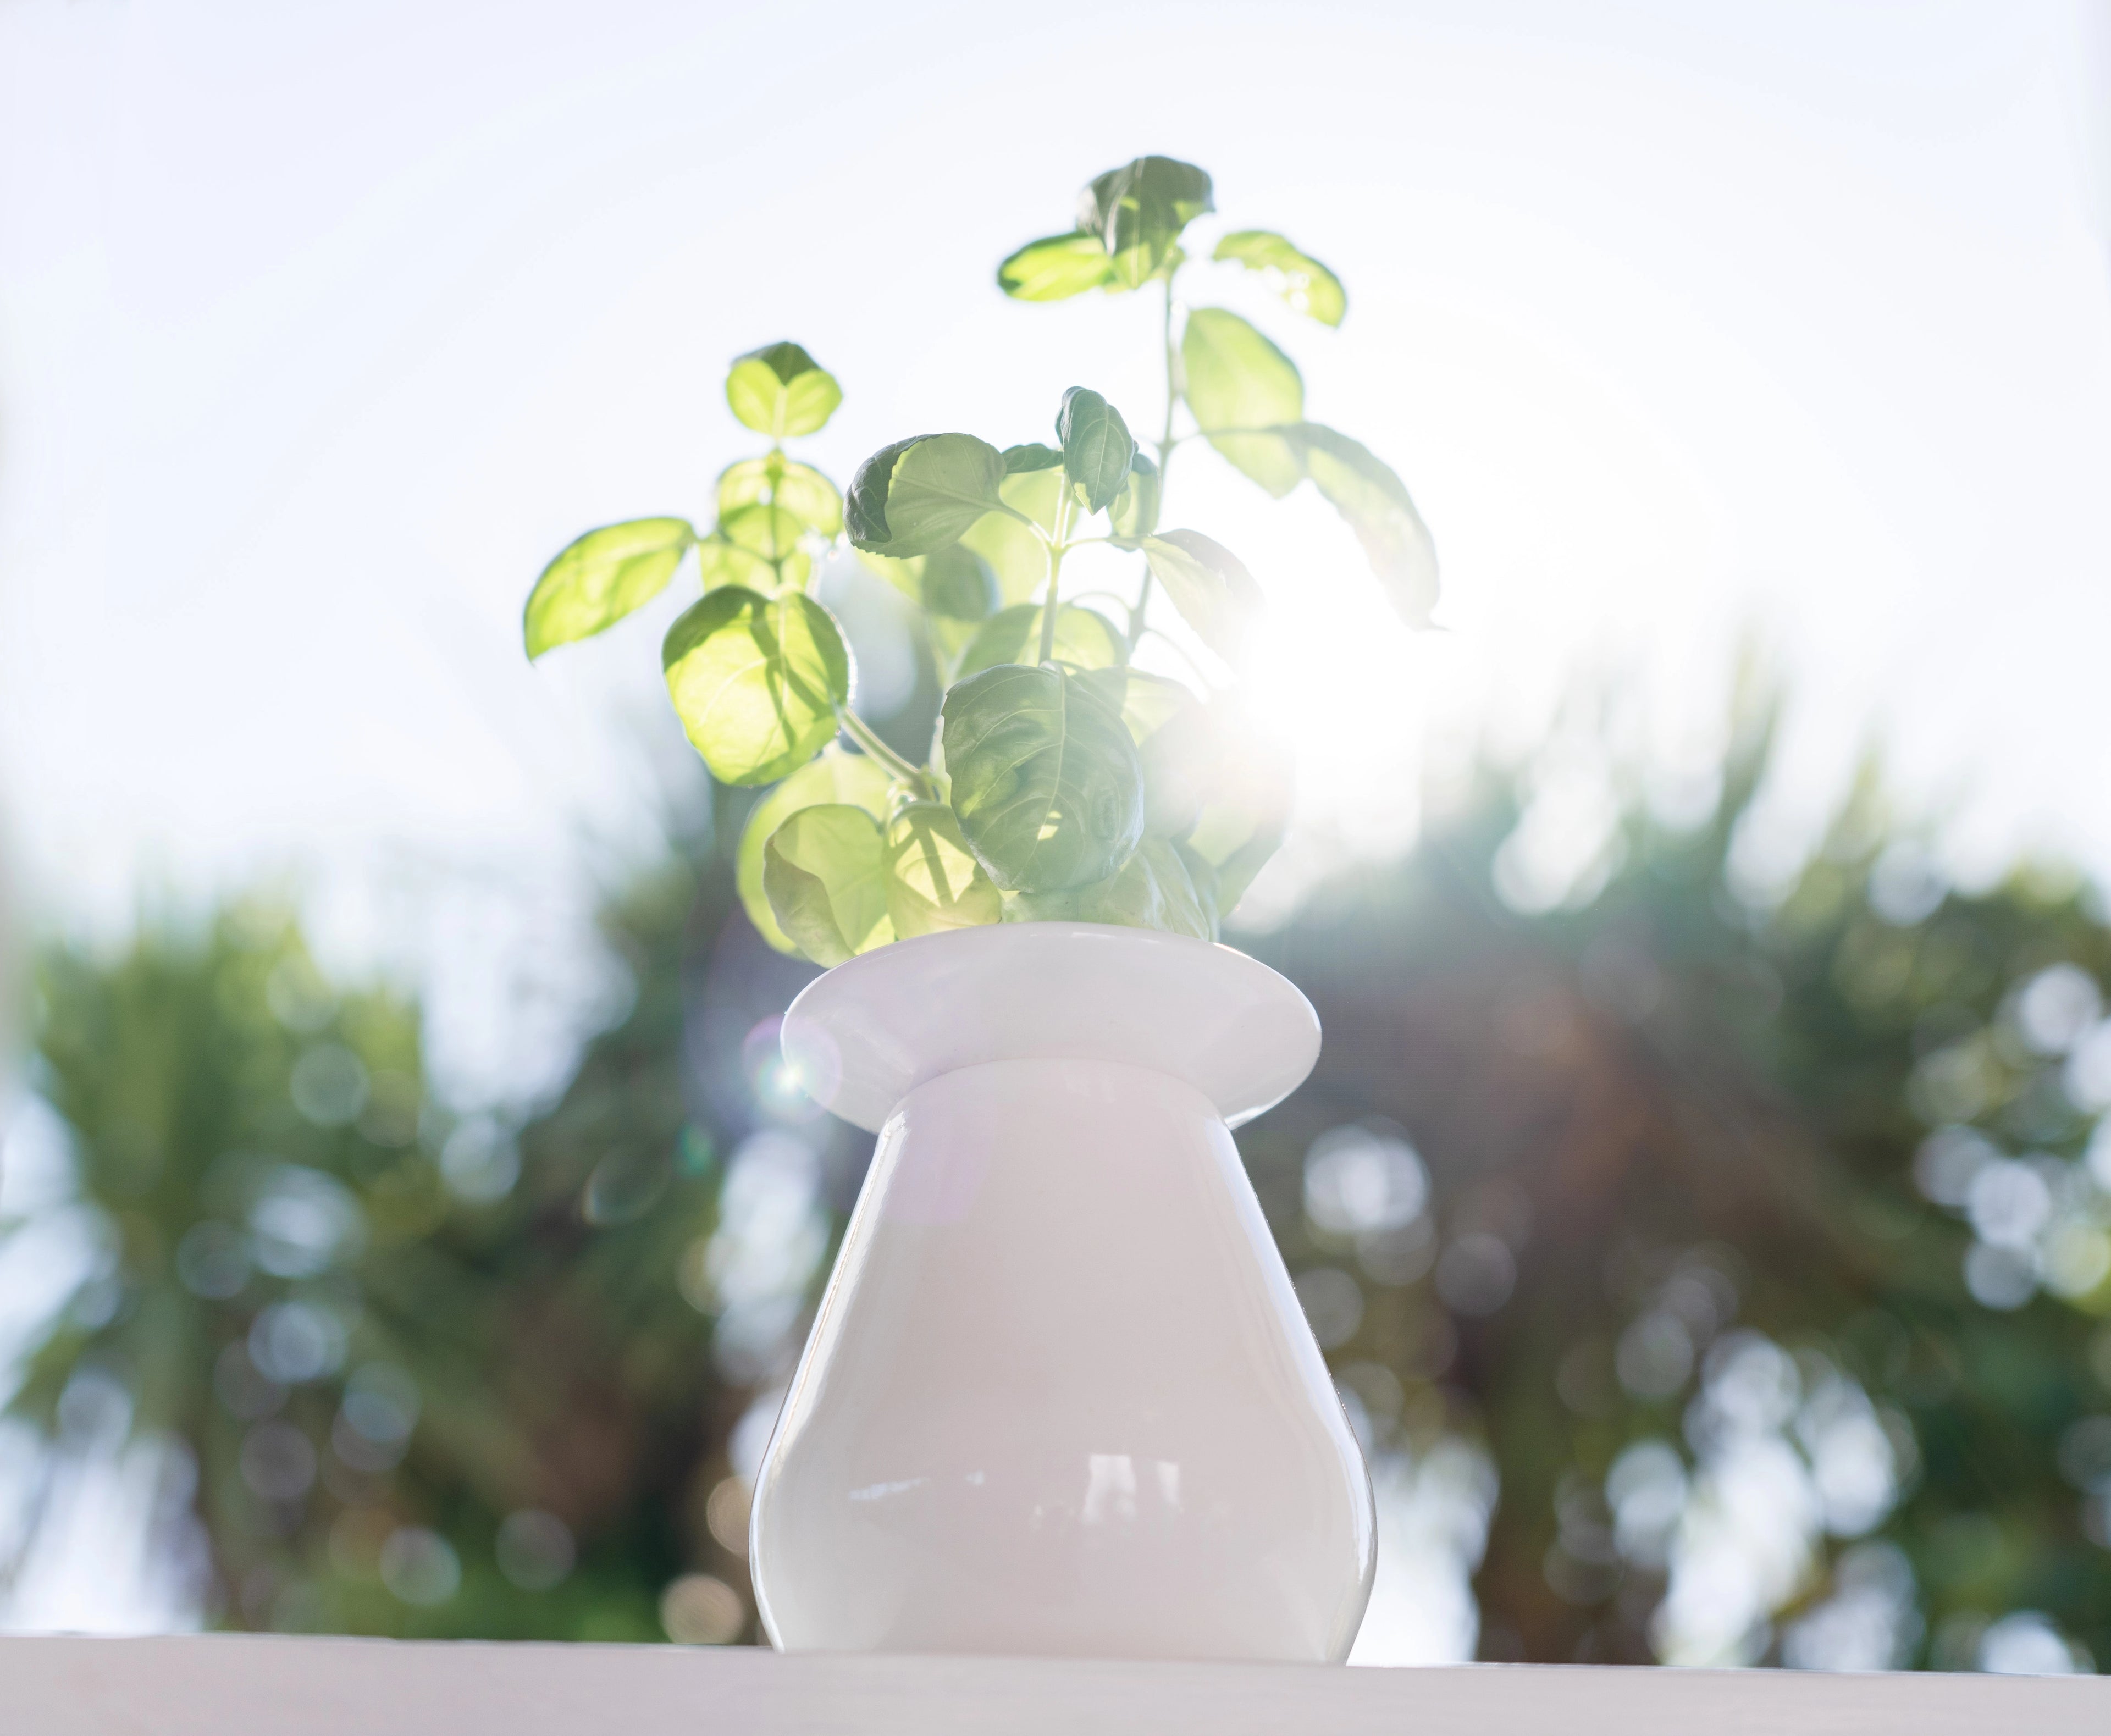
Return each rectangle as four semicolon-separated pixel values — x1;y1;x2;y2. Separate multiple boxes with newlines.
942;662;1145;893
661;587;850;786
1002;442;1063;473
1056;387;1136;515
1140;530;1263;661
763;805;894;966
1109;451;1161;543
725;342;843;439
847;433;1008;559
737;748;896;954
715;502;812;591
1212;230;1346;327
1284;422;1439;627
1076;156;1214;290
1180;308;1305;496
1008;837;1213;939
885;801;1002;938
957;603;1126;678
719;455;843;538
959;467;1062;605
997;231;1117;301
523;518;694;659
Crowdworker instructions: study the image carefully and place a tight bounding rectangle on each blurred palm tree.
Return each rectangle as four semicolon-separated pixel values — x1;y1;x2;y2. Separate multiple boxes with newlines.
5;685;2110;1669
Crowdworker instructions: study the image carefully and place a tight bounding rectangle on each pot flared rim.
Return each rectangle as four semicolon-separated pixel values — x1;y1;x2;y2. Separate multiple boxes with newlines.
779;921;1320;1134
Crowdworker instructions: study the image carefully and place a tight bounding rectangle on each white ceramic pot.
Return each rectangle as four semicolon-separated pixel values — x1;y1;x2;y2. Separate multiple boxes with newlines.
750;921;1374;1662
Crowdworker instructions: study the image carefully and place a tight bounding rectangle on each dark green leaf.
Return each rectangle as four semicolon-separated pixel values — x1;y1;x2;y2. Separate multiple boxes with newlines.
846;433;1008;559
737;748;896;954
1284;423;1439;627
957;603;1126;678
725;342;843;439
1002;443;1064;473
942;662;1145;893
763;805;893;966
997;232;1117;301
885;802;1003;938
523;518;694;659
1076;157;1214;289
661;587;850;786
1055;388;1136;515
1212;230;1346;327
1140;530;1263;661
1008;837;1213;940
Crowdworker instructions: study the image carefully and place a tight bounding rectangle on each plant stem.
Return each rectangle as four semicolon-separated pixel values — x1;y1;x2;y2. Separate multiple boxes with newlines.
837;705;926;791
1037;493;1074;664
1131;272;1179;654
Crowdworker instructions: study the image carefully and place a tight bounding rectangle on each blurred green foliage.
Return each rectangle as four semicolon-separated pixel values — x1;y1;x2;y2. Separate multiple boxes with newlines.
7;694;2111;1668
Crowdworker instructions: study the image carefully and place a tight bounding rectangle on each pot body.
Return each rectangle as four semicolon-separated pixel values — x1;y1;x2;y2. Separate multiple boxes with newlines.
751;924;1373;1661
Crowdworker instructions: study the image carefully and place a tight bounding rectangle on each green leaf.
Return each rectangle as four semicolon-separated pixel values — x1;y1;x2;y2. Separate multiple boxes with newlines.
717;456;842;538
959;468;1063;605
1212;230;1346;327
763;805;894;967
859;544;1000;623
1084;668;1217;839
942;662;1145;893
1002;442;1064;473
1180;308;1305;496
846;433;1008;559
716;502;811;591
738;748;896;954
885;802;1002;938
1140;530;1263;661
997;232;1117;301
661;587;851;786
1008;837;1213;940
1109;451;1161;543
523;518;694;659
1077;157;1214;290
1182;722;1293;917
1284;423;1439;627
957;603;1125;678
1055;387;1136;515
725;342;843;439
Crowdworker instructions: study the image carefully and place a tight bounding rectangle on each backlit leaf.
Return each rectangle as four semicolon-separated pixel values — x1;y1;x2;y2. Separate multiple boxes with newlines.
1076;156;1214;290
1284;423;1439;627
719;456;842;538
1140;530;1263;661
737;748;896;954
661;587;850;786
1180;308;1305;496
1212;230;1346;327
957;603;1126;678
763;805;893;966
997;232;1117;301
885;802;1002;938
959;468;1062;605
524;518;694;659
1109;451;1161;543
725;342;843;439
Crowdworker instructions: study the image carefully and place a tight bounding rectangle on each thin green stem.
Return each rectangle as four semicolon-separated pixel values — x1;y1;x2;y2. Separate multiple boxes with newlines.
1037;491;1074;664
837;705;927;792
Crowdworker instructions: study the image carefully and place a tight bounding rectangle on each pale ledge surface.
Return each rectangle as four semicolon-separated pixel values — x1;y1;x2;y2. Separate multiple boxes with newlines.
7;1637;2108;1734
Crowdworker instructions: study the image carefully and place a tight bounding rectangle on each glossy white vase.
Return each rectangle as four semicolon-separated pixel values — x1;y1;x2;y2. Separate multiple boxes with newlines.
751;921;1374;1662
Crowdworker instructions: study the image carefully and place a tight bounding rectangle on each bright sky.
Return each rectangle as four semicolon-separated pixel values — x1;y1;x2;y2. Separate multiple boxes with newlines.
4;0;2111;992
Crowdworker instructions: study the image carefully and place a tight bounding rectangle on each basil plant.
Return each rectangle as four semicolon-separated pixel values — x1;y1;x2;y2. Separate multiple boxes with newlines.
524;157;1437;967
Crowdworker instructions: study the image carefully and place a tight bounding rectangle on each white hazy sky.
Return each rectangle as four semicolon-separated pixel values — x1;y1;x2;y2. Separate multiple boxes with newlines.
4;0;2111;973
